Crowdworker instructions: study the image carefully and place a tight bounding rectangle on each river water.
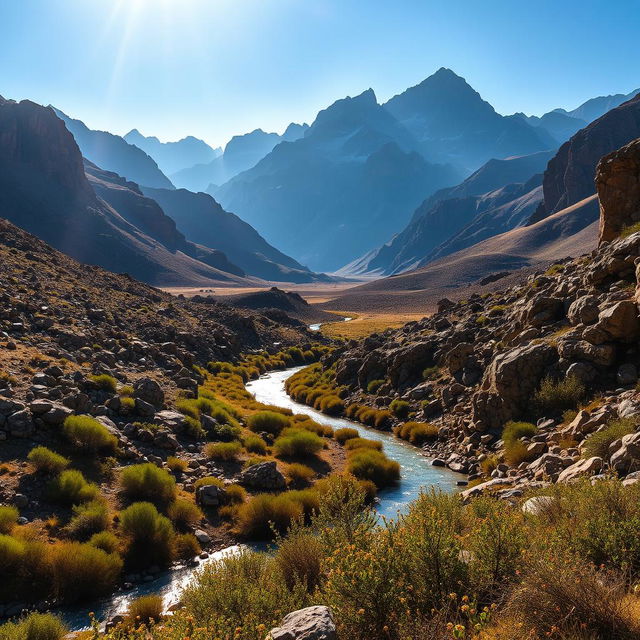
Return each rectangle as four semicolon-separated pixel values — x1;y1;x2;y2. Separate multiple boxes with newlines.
61;366;459;630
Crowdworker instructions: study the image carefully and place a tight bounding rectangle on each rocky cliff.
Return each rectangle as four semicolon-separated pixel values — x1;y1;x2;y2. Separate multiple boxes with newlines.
596;137;640;243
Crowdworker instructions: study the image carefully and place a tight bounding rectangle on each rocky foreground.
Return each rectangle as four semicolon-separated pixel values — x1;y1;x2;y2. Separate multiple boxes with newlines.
316;137;640;496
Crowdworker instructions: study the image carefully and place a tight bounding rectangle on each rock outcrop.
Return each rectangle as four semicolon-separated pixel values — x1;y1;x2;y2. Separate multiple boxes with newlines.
596;137;640;243
267;606;337;640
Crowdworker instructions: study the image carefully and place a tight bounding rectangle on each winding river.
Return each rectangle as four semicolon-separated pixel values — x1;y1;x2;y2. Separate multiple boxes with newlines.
60;366;459;630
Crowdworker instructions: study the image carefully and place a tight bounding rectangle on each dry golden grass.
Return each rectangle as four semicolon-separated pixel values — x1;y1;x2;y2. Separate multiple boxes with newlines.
320;311;426;339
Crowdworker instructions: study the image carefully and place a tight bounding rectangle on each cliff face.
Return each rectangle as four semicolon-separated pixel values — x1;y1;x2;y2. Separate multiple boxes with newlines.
0;98;93;202
596;138;640;243
532;94;640;223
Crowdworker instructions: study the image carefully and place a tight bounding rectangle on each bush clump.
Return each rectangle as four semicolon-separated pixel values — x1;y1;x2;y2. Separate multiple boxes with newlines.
347;449;400;488
89;374;118;392
390;398;411;419
166;456;188;473
243;435;268;454
168;498;203;530
274;428;324;458
120;463;177;505
583;418;637;459
65;499;109;539
396;421;438;445
344;437;383;451
286;463;315;485
367;379;385;393
127;594;164;627
0;506;18;534
533;375;586;417
334;427;359;444
51;542;122;603
28;447;70;474
89;531;120;554
49;470;99;505
502;421;538;466
120;502;175;567
63;415;117;453
0;612;68;640
247;411;290;435
204;441;242;461
174;533;201;560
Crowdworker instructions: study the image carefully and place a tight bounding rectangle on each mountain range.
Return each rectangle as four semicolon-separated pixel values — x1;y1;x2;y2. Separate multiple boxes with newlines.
0;97;322;287
124;129;222;176
171;124;308;193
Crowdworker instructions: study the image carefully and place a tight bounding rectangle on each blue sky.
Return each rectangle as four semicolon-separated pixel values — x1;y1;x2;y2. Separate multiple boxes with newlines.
1;0;638;148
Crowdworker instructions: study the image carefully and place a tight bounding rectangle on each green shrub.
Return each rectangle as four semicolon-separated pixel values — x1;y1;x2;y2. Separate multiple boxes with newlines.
367;379;385;393
334;427;359;444
316;394;344;415
27;447;69;474
533;375;586;417
396;421;439;445
49;470;99;505
166;456;188;473
502;421;537;466
168;498;203;530
119;396;136;414
173;533;201;560
0;505;18;534
286;463;315;484
390;399;411;419
51;542;122;603
276;527;324;592
127;594;164;626
234;493;305;539
89;374;118;392
120;502;174;567
347;449;400;488
583;418;637;459
294;417;334;438
193;476;224;491
119;385;134;397
0;612;68;640
274;429;324;458
422;366;440;381
247;411;291;435
344;437;383;451
89;530;120;554
225;484;247;505
204;441;242;461
243;435;268;454
63;415;117;453
65;499;109;539
120;463;177;505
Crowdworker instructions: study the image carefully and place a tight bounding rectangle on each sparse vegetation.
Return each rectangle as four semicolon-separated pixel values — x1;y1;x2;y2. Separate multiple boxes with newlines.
28;446;70;474
582;417;637;459
63;415;117;453
390;398;410;419
120;463;177;505
89;374;118;392
533;375;586;417
204;440;243;461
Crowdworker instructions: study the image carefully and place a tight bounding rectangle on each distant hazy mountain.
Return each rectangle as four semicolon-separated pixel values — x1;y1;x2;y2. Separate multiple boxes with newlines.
344;151;553;276
172;125;308;192
0;97;252;286
53;108;174;189
516;87;640;144
124;129;221;176
382;68;555;170
532;93;640;223
213;88;462;271
142;186;331;283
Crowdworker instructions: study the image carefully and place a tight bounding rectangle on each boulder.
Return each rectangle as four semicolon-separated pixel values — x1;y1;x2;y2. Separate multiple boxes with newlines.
567;295;600;326
267;606;336;640
443;342;474;375
239;461;286;490
471;342;556;430
40;402;74;425
196;483;226;507
610;431;640;474
520;295;564;327
522;495;554;516
557;456;603;483
594;300;640;341
154;410;187;432
7;409;34;437
617;363;638;386
557;339;616;367
134;377;164;409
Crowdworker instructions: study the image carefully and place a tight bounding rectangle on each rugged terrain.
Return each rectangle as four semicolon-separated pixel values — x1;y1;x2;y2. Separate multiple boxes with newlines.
308;137;640;497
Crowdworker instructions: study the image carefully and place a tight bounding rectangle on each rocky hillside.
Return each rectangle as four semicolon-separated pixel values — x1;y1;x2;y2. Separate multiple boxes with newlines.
312;138;640;494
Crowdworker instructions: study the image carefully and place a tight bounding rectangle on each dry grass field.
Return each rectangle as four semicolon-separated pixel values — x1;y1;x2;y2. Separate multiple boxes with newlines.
319;311;428;339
